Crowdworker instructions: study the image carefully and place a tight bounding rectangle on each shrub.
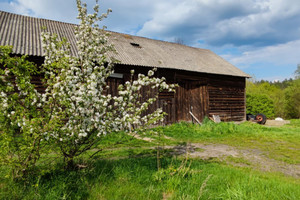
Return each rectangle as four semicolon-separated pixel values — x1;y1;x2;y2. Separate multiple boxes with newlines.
0;46;44;179
284;79;300;119
246;93;275;119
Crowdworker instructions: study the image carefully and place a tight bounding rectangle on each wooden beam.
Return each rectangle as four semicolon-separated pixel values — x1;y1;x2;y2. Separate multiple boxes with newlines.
189;111;202;125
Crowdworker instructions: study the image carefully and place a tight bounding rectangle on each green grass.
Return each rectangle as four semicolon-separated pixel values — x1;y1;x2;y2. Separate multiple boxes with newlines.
1;119;300;199
1;157;299;200
96;131;153;148
153;119;300;164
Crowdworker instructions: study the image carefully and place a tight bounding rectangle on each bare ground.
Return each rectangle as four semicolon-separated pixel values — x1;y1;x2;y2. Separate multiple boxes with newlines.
164;143;300;178
127;133;300;178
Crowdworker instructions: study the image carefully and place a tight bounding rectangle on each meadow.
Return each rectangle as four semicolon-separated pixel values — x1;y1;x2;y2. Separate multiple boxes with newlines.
1;119;299;200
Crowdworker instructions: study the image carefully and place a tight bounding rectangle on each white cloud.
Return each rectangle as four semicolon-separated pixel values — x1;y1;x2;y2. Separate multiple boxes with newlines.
1;0;300;80
219;40;300;81
137;0;300;47
98;0;158;34
0;0;31;15
16;0;78;22
0;0;159;34
228;40;300;66
3;0;300;47
137;0;264;44
206;0;300;46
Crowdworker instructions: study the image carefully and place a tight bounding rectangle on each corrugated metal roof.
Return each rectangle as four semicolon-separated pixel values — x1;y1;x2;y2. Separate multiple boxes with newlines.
0;11;250;77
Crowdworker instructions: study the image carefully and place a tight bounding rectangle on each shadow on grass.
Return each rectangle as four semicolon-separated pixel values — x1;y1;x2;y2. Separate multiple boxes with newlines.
1;152;300;200
0;154;180;200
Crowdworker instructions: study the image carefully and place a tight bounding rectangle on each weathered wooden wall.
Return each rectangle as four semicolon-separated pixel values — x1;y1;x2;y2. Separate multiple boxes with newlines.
114;65;246;123
6;57;246;124
172;71;246;122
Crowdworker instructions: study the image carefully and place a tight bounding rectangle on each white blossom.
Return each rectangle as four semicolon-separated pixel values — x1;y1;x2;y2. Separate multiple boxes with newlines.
36;0;176;162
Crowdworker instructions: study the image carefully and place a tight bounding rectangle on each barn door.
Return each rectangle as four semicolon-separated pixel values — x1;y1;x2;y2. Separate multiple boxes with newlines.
106;77;124;96
158;98;176;124
176;81;208;122
189;84;208;122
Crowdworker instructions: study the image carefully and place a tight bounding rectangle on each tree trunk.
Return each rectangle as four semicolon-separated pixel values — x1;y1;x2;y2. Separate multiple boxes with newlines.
65;156;75;170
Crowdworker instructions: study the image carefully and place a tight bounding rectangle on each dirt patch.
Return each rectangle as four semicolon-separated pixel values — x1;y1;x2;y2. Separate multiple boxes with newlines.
123;134;299;178
238;148;300;177
164;143;300;178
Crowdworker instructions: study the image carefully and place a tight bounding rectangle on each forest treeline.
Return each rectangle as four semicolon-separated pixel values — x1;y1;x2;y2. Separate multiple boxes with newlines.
246;66;300;119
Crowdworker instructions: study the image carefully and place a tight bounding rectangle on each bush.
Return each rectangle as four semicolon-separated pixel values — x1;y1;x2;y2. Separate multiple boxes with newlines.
0;46;44;179
246;93;275;119
284;79;300;119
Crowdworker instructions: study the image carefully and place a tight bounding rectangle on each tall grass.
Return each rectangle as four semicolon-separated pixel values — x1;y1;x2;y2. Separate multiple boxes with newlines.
1;156;299;199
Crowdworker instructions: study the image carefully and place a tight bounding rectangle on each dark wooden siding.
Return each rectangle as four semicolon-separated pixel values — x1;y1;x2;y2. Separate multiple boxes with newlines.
208;86;245;121
175;81;208;122
115;65;246;123
5;58;246;124
106;77;124;96
158;91;176;124
207;74;246;121
173;70;246;122
114;66;177;124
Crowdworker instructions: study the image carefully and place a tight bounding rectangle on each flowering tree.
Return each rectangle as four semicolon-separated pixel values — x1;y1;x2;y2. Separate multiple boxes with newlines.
0;46;44;178
41;0;175;167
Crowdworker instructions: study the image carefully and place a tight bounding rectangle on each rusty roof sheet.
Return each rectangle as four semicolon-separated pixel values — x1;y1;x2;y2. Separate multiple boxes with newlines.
0;11;250;77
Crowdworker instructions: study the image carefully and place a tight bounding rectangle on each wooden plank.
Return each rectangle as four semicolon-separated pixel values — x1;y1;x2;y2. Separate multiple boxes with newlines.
189;111;202;125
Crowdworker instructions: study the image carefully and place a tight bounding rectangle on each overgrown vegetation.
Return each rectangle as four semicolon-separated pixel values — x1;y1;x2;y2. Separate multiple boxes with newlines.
246;66;300;119
1;0;299;199
0;120;299;199
0;0;175;179
0;46;45;179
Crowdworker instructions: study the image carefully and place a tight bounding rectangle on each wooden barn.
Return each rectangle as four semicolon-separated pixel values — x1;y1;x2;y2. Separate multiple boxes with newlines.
0;11;250;124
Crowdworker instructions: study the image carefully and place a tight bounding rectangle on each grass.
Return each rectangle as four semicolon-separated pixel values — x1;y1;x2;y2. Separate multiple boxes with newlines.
0;119;299;199
153;119;300;164
1;157;299;200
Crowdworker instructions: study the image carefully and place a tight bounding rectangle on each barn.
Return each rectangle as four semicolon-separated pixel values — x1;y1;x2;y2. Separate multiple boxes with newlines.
0;11;250;124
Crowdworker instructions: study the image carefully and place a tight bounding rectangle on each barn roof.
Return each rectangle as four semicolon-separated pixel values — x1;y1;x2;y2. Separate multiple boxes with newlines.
0;11;250;77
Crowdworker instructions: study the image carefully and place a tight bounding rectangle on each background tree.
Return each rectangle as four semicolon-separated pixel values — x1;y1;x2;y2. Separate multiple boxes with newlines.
246;93;275;118
246;81;277;118
284;79;300;119
246;64;300;119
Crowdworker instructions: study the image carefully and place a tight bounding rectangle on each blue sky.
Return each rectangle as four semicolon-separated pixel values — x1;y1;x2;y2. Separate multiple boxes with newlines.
1;0;300;81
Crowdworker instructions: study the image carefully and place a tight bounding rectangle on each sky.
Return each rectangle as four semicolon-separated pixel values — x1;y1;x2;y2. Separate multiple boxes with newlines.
1;0;300;81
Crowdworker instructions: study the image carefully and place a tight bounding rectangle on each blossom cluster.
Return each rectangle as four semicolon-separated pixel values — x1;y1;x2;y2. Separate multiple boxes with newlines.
39;0;176;157
0;46;44;176
0;46;42;132
41;1;115;143
112;69;176;133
